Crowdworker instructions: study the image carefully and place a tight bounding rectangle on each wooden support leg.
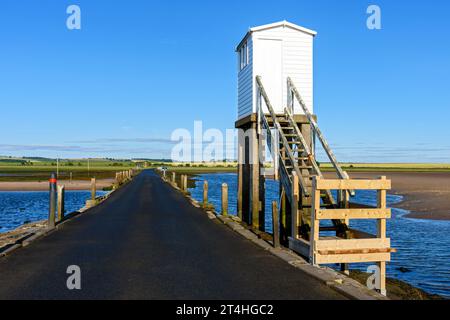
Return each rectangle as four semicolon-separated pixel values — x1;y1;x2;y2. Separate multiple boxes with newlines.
280;188;287;244
377;176;388;296
341;263;350;276
251;123;260;230
300;121;313;234
272;201;280;248
242;136;251;224
378;261;387;296
339;190;350;275
237;133;244;220
291;172;299;239
309;177;321;266
259;166;266;232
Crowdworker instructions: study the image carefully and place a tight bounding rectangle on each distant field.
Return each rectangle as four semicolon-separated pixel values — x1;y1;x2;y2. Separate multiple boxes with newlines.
166;163;450;174
0;158;138;182
1;158;450;182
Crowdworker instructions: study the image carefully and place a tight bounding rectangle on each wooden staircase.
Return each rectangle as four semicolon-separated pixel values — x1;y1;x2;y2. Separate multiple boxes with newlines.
256;76;394;296
256;76;352;240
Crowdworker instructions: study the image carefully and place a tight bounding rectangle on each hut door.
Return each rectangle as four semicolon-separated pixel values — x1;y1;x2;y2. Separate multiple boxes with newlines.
258;39;283;113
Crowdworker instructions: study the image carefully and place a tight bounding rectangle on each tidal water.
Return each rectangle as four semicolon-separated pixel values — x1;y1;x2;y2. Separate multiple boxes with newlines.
0;191;107;233
189;173;450;298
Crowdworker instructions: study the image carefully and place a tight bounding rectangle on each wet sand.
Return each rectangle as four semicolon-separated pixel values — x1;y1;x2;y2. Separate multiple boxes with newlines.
328;172;450;221
0;179;114;191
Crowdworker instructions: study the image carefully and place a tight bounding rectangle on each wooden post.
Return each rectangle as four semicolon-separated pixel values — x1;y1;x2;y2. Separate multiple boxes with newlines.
291;172;299;239
377;176;388;296
48;173;57;229
272;201;280;248
300;119;313;233
203;180;208;209
222;183;228;216
251;123;260;230
172;172;176;185
309;177;321;265
57;185;65;222
242;135;251;224
237;134;244;220
341;189;350;275
280;188;287;244
70;172;73;184
91;178;96;201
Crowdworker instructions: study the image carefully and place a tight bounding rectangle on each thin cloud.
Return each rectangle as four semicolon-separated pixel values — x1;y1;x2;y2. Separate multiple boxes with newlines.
72;138;176;144
0;144;171;155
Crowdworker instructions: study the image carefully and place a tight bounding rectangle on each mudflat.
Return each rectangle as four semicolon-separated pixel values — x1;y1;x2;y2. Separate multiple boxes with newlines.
328;172;450;221
0;179;114;191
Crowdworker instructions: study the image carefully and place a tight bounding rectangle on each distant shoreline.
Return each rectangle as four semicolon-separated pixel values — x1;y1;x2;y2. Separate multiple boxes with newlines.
1;168;449;221
169;168;450;222
342;172;450;221
0;179;114;192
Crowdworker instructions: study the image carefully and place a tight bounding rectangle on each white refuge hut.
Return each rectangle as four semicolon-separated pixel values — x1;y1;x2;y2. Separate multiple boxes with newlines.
234;22;393;298
236;20;316;120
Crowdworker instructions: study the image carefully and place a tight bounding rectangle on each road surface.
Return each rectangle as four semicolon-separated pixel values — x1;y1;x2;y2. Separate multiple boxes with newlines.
0;170;344;300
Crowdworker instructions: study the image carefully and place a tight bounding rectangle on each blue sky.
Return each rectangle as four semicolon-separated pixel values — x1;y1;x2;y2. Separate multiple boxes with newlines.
0;0;449;162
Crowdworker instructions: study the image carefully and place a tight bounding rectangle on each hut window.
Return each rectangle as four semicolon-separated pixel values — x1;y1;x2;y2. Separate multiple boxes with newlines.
239;42;249;71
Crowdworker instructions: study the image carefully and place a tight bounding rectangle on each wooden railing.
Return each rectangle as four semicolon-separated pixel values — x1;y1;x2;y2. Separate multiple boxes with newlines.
287;77;354;196
309;176;395;295
256;76;309;196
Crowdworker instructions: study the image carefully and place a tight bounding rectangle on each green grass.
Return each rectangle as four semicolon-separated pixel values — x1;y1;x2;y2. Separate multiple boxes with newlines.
0;158;138;182
167;163;450;174
1;158;450;183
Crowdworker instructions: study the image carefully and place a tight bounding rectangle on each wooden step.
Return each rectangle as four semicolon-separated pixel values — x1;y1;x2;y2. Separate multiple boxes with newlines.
282;156;309;161
284;165;313;170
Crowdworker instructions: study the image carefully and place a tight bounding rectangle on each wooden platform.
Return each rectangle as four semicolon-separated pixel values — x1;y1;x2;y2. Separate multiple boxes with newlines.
289;176;394;296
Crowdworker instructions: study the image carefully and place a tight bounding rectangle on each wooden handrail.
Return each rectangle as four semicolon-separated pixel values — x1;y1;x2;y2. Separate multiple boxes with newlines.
256;76;309;196
287;77;354;196
284;107;337;206
258;93;293;199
